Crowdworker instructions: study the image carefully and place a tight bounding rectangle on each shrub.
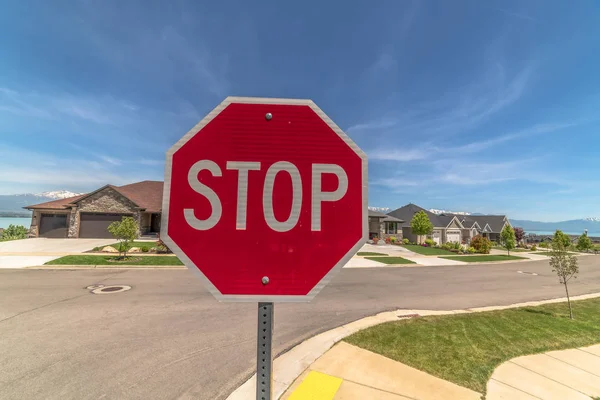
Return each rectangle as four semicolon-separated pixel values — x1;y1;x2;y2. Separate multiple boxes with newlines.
470;235;492;254
402;238;409;245
467;246;476;254
539;242;549;248
141;247;149;253
441;242;453;251
531;245;537;251
1;224;28;240
372;236;379;244
389;236;397;244
452;241;461;250
424;238;436;247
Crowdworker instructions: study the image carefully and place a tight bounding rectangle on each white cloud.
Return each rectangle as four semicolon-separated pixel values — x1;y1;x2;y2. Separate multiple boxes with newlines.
368;147;430;162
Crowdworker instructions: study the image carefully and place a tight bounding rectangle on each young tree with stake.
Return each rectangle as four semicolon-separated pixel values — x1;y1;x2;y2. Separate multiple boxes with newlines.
576;231;592;252
550;236;579;319
410;211;433;244
500;225;516;256
108;217;139;259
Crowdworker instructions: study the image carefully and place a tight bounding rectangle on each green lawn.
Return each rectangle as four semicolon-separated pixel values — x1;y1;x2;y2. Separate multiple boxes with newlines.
440;255;526;262
365;256;415;265
357;251;388;256
45;255;182;266
345;297;600;394
92;241;158;252
400;244;455;255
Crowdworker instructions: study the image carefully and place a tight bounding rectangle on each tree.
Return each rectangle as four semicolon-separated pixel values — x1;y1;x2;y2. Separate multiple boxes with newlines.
550;237;579;319
513;227;525;243
576;232;593;252
108;217;139;259
553;230;571;249
1;224;28;240
500;225;516;255
470;235;492;254
410;211;433;244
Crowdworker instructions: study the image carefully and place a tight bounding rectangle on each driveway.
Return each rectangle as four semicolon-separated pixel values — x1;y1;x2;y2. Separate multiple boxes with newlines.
0;238;116;255
0;238;117;269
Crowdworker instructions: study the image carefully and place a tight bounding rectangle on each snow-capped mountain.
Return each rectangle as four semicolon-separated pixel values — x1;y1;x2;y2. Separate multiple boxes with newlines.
0;190;83;213
36;190;82;200
584;217;600;222
429;209;471;216
368;206;391;212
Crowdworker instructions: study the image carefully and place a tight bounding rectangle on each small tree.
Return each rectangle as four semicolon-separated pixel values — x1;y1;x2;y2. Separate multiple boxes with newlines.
513;227;525;244
553;230;571;249
550;236;579;319
108;217;139;259
500;225;516;255
1;224;28;240
410;211;433;244
576;232;593;252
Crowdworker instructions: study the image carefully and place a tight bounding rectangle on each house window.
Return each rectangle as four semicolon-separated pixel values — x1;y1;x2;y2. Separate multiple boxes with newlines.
386;222;397;234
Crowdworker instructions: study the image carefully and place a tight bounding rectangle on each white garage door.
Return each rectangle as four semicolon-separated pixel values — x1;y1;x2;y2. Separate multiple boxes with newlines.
446;231;460;243
432;232;441;245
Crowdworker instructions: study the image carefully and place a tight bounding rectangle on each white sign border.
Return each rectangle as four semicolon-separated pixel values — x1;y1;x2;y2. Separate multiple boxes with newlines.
161;97;368;302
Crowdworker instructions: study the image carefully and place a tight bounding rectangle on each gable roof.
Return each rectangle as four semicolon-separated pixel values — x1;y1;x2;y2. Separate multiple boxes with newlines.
369;209;404;223
387;203;453;228
467;215;508;232
25;181;164;213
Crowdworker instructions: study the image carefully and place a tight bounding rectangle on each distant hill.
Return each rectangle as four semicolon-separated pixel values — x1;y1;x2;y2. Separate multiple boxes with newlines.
0;191;82;214
509;218;600;234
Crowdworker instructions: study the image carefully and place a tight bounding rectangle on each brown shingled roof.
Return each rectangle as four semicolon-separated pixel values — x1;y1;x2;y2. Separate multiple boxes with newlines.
24;181;164;213
113;181;163;213
24;195;84;210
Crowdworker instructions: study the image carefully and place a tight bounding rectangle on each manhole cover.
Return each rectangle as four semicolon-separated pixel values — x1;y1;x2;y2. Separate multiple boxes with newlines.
90;285;132;294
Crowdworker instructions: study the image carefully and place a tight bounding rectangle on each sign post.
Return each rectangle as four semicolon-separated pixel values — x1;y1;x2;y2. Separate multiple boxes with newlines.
161;97;367;399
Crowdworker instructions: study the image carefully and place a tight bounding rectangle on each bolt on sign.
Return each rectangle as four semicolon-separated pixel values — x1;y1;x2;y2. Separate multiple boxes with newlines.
161;97;367;399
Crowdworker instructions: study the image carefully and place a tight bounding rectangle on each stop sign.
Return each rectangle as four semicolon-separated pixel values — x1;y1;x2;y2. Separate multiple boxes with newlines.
161;97;367;302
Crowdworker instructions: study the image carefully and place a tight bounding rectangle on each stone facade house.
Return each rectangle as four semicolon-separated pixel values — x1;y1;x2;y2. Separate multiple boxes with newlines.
368;210;403;241
24;181;163;238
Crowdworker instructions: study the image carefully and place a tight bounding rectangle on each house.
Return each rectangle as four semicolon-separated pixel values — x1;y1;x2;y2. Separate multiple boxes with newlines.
368;210;404;240
24;181;163;239
387;203;511;245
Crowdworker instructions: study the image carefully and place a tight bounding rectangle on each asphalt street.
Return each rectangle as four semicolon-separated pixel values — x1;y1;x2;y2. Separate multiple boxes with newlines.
2;257;600;400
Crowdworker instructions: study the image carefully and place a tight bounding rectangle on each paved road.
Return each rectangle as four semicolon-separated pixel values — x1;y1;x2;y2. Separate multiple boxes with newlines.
2;257;600;400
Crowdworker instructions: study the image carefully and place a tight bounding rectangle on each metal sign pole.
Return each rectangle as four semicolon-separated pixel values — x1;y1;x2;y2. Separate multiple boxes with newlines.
257;302;274;400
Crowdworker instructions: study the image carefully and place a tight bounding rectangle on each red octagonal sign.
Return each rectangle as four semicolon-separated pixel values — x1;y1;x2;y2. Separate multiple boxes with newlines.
161;97;367;302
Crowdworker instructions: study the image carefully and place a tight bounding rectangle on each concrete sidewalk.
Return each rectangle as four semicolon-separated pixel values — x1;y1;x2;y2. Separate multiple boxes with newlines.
354;244;468;267
487;345;600;399
283;342;480;400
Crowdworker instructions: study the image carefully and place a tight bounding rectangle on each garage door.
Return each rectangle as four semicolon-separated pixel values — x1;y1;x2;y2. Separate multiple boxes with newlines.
79;213;130;238
446;230;461;243
39;214;68;238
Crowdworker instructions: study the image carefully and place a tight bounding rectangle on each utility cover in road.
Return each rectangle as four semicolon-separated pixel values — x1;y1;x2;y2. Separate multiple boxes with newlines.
162;97;367;302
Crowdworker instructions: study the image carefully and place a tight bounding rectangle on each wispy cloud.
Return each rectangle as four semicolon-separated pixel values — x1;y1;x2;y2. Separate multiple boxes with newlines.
368;147;431;162
496;8;539;23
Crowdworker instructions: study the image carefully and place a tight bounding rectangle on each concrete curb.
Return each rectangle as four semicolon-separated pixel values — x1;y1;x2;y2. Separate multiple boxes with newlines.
226;291;600;400
25;265;185;270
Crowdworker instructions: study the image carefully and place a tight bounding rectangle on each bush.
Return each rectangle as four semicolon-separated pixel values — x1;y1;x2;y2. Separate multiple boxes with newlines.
372;236;379;244
1;224;28;240
470;235;492;254
467;246;476;254
452;241;461;250
441;242;453;251
402;238;409;245
539;242;549;248
389;236;397;244
531;245;537;251
424;238;436;247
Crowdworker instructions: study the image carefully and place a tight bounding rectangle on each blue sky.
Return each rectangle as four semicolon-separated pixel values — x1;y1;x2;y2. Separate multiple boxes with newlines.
1;1;599;221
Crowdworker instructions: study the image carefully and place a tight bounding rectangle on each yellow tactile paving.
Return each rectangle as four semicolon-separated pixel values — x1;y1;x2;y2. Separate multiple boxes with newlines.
287;370;343;400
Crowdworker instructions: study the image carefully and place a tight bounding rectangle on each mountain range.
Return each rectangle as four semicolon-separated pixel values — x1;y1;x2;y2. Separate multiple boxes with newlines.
0;191;82;215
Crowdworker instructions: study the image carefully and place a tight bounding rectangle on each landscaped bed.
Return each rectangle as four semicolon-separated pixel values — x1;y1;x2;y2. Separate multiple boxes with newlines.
357;251;388;256
91;241;158;252
365;256;415;264
345;297;600;394
45;255;183;266
535;251;578;256
440;255;526;262
399;244;455;256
